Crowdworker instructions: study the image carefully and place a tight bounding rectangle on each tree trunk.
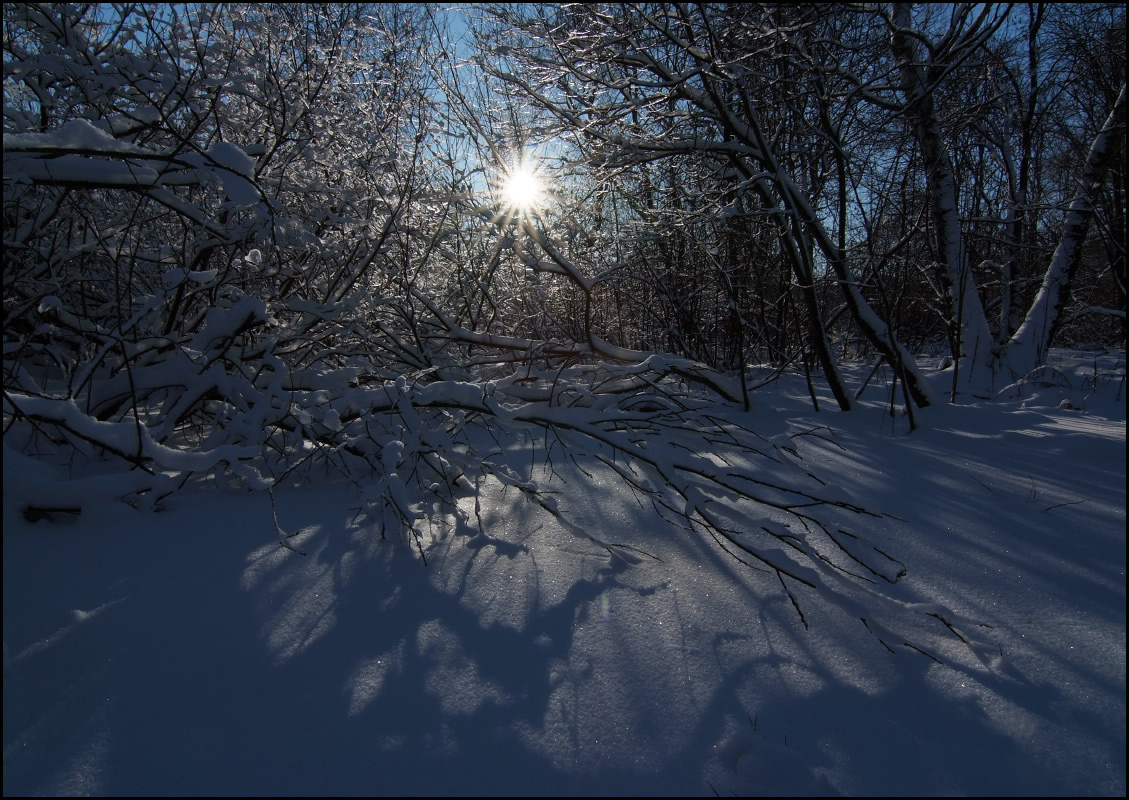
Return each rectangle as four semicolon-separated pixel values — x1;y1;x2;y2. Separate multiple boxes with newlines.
1004;83;1127;376
890;4;996;394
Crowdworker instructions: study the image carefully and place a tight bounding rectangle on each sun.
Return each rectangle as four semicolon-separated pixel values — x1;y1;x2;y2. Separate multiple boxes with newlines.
499;158;547;215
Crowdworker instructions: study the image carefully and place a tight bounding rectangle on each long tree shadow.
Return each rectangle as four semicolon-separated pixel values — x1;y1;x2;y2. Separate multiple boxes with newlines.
5;414;1122;796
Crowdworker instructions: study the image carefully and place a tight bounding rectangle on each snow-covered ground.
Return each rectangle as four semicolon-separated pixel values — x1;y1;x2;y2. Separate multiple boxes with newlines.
4;351;1125;796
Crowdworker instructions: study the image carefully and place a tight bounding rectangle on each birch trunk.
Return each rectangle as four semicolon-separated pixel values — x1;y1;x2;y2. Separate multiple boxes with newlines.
1004;83;1127;376
890;4;997;394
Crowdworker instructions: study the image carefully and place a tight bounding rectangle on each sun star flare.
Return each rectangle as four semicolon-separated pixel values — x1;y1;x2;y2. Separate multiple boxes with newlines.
500;160;546;215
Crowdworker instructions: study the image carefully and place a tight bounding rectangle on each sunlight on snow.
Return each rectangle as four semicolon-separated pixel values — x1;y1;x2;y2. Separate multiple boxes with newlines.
240;530;339;665
347;642;406;717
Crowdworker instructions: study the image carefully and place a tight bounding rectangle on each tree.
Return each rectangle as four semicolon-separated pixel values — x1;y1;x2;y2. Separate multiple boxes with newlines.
3;1;444;501
477;3;941;411
3;2;988;651
474;3;1125;405
887;2;1126;392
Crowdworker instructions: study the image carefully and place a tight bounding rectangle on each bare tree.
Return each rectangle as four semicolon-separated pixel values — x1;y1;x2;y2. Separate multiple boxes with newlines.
887;3;1126;391
475;3;943;409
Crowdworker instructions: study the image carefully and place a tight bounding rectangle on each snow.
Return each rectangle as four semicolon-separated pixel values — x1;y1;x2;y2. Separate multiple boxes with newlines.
2;119;144;154
3;352;1125;796
178;144;260;207
3;154;161;188
3;126;260;208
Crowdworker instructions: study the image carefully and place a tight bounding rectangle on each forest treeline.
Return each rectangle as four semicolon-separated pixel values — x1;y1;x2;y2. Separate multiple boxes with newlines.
5;4;1124;412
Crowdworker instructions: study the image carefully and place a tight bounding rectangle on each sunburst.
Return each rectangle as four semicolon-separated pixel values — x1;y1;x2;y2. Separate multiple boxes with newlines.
497;155;548;218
